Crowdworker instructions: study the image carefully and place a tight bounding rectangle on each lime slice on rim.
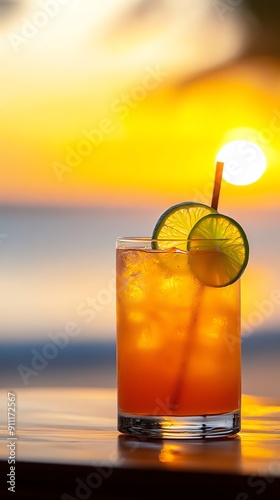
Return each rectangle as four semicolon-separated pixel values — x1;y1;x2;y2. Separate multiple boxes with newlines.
187;214;249;287
152;202;217;250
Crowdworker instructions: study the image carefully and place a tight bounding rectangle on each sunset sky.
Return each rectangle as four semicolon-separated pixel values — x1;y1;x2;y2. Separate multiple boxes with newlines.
0;0;280;342
1;54;280;209
1;0;279;209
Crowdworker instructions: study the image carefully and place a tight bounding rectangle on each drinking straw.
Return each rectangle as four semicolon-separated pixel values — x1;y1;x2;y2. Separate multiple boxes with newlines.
169;290;203;411
211;161;224;210
170;161;224;412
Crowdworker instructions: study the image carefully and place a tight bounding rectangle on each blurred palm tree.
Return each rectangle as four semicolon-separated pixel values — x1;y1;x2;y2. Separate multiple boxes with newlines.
245;0;280;56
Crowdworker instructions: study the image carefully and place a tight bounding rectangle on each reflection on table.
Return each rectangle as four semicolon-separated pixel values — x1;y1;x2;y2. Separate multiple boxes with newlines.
0;388;280;499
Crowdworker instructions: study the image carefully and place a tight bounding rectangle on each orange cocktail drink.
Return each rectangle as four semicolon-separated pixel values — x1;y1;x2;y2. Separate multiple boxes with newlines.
116;140;261;437
117;237;241;438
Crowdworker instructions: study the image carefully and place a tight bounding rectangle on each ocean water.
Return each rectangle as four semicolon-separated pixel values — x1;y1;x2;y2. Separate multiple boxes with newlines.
1;331;280;398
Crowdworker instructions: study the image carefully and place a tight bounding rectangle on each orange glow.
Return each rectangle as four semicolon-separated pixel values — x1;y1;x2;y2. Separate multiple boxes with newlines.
117;247;241;416
1;56;280;209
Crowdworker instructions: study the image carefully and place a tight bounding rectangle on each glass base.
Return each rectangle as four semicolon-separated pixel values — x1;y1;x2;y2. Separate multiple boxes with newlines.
118;410;240;439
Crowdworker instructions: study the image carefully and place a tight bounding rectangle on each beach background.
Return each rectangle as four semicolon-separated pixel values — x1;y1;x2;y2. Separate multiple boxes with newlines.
0;0;280;398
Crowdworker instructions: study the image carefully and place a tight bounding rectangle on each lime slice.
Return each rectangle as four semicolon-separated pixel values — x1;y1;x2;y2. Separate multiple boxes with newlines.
152;202;217;250
187;214;249;287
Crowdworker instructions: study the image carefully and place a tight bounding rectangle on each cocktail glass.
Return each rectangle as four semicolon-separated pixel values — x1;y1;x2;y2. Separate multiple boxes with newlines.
116;236;241;438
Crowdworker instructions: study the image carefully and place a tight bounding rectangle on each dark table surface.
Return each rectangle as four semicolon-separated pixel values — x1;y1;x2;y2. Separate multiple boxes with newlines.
0;387;280;499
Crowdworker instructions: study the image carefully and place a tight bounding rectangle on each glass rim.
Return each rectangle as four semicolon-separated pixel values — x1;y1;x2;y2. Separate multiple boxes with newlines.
117;236;230;243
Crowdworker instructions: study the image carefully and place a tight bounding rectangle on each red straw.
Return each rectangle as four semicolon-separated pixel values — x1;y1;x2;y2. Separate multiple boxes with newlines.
211;161;224;210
